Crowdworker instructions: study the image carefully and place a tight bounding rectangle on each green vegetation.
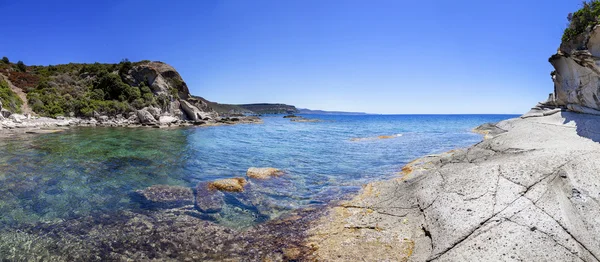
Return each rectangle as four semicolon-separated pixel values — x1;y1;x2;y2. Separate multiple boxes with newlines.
26;70;159;117
0;58;188;118
16;61;26;72
0;78;23;113
563;0;600;42
1;57;8;64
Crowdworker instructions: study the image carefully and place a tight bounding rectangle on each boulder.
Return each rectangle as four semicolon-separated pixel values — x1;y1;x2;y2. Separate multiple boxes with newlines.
9;114;26;123
194;182;225;213
180;100;212;121
136;109;156;124
247;167;284;180
132;185;194;209
0;109;10;118
158;115;178;125
208;178;248;192
98;115;109;122
146;107;161;120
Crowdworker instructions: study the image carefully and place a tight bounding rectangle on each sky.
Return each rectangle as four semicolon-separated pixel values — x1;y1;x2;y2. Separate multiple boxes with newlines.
0;0;585;114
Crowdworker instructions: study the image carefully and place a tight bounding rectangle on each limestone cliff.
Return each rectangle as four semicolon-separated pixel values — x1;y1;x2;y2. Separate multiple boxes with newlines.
550;25;600;114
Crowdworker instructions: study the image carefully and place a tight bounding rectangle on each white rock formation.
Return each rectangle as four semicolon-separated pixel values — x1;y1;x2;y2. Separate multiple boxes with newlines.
308;112;600;261
550;25;600;113
180;100;212;121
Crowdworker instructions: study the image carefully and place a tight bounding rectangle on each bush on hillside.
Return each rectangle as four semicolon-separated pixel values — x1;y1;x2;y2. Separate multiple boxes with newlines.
1;57;8;64
0;79;23;113
16;61;26;72
563;0;600;42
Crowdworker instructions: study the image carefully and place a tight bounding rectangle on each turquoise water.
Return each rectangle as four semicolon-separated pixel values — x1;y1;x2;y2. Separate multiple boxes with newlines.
0;114;517;228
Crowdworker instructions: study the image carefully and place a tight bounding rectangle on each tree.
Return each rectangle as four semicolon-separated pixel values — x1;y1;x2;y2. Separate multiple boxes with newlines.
1;57;8;64
16;61;26;72
118;58;132;76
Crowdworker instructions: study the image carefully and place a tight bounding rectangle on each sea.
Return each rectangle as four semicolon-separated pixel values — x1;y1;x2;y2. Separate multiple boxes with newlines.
0;114;517;229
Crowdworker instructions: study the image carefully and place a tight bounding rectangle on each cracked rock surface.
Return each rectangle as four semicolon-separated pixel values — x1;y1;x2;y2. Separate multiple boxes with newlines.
306;112;600;261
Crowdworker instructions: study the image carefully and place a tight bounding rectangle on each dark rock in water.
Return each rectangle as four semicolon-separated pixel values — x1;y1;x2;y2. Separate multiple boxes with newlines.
3;207;324;261
283;114;299;118
132;185;194;209
195;182;225;213
291;118;322;123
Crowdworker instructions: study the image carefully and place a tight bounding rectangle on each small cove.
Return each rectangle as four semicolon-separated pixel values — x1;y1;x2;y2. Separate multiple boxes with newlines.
0;114;517;229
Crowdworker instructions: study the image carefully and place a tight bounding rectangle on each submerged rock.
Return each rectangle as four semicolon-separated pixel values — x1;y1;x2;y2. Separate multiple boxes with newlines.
0;206;322;261
195;182;225;213
247;167;284;180
133;185;194;209
208;178;248;192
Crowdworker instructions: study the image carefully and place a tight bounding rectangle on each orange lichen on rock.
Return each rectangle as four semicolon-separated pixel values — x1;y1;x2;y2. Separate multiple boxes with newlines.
208;177;248;192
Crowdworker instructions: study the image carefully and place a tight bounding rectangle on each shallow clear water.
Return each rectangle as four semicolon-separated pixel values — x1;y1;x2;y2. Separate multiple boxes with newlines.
0;114;517;228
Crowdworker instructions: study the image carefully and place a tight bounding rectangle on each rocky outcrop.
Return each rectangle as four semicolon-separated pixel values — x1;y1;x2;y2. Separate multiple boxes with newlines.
307;112;600;261
180;100;213;121
550;25;600;113
123;61;190;98
472;123;507;139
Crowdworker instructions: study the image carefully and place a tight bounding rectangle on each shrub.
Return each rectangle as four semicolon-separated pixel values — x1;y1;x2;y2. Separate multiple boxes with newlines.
16;61;26;72
0;79;23;113
563;1;600;42
118;58;132;76
1;57;8;64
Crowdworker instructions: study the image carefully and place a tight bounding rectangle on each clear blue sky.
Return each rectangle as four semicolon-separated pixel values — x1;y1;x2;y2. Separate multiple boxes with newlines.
0;0;584;114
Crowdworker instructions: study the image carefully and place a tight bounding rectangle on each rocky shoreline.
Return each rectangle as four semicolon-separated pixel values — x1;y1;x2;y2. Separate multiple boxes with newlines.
304;110;600;261
0;112;262;137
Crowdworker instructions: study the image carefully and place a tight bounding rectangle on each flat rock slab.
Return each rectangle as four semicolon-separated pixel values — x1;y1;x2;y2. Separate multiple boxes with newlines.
133;185;194;209
307;112;600;261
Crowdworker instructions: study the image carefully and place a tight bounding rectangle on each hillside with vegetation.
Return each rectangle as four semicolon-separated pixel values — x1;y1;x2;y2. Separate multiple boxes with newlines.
237;103;298;114
0;57;201;118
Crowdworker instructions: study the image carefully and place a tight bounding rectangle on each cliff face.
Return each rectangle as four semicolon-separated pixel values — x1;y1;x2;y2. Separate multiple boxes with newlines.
550;25;600;114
